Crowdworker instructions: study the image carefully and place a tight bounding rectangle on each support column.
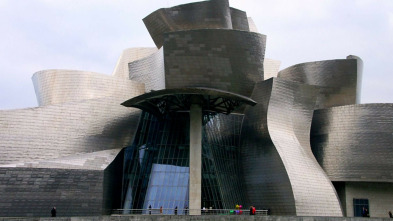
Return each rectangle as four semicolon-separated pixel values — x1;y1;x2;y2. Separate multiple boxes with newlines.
189;103;202;215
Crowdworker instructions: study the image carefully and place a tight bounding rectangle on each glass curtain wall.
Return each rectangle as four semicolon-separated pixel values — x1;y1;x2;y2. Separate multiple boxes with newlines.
121;111;245;214
121;112;190;214
202;113;245;210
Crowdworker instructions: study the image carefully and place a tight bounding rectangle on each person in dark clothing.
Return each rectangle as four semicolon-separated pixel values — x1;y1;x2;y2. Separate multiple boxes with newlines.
51;207;56;217
149;205;152;215
174;206;178;215
362;207;366;217
389;211;393;218
250;206;253;215
362;207;370;217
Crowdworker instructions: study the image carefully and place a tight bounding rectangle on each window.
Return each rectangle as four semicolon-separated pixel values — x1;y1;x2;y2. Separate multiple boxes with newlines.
353;198;369;217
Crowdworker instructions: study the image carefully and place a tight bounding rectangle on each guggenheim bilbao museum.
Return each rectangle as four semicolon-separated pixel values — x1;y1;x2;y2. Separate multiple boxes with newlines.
1;0;393;218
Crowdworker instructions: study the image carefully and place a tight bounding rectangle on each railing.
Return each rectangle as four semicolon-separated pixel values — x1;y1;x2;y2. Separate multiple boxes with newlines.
112;208;268;216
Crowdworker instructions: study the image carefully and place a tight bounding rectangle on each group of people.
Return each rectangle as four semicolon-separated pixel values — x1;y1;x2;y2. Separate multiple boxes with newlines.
49;204;393;217
148;205;186;215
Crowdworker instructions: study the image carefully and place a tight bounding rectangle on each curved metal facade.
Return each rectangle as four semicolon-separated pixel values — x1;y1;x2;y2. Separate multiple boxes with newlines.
112;47;157;78
143;0;249;48
240;79;296;215
229;8;250;31
128;48;165;92
311;104;393;182
0;97;141;165
163;29;265;98
32;69;145;106
1;0;392;218
0;94;139;216
278;56;363;109
241;78;342;216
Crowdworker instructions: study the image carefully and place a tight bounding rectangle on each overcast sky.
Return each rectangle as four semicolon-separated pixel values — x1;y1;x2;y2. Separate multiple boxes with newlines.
0;0;392;110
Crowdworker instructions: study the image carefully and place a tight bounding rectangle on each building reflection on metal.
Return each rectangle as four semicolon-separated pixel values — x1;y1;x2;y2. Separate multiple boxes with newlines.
1;0;393;218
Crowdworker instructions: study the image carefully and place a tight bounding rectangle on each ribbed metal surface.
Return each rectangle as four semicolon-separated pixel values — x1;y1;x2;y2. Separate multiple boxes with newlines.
163;29;265;98
311;104;393;182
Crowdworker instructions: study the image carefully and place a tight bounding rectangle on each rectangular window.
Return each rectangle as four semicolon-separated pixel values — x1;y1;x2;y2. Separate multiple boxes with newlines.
353;198;369;217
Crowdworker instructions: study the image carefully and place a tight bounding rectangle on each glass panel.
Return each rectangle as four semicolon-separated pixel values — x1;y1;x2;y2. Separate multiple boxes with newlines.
121;112;244;211
353;198;369;217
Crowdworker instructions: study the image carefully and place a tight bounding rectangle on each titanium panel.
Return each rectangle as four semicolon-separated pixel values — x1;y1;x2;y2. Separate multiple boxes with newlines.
241;79;296;215
278;56;363;109
32;69;144;106
311;104;393;182
0;97;141;165
112;47;157;79
0;149;122;170
163;29;265;97
230;8;250;31
267;78;342;216
241;78;342;216
128;48;165;92
143;0;233;48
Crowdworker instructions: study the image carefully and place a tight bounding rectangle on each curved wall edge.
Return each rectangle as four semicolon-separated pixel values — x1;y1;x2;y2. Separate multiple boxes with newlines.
32;69;144;106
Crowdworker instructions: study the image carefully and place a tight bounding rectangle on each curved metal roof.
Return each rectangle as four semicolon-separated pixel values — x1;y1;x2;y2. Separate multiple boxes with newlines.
121;87;256;117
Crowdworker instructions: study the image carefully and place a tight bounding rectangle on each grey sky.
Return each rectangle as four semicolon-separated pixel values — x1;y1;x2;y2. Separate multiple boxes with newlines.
0;0;392;110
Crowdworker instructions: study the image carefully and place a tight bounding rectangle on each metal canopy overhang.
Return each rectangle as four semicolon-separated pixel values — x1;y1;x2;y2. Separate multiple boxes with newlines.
121;87;257;117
